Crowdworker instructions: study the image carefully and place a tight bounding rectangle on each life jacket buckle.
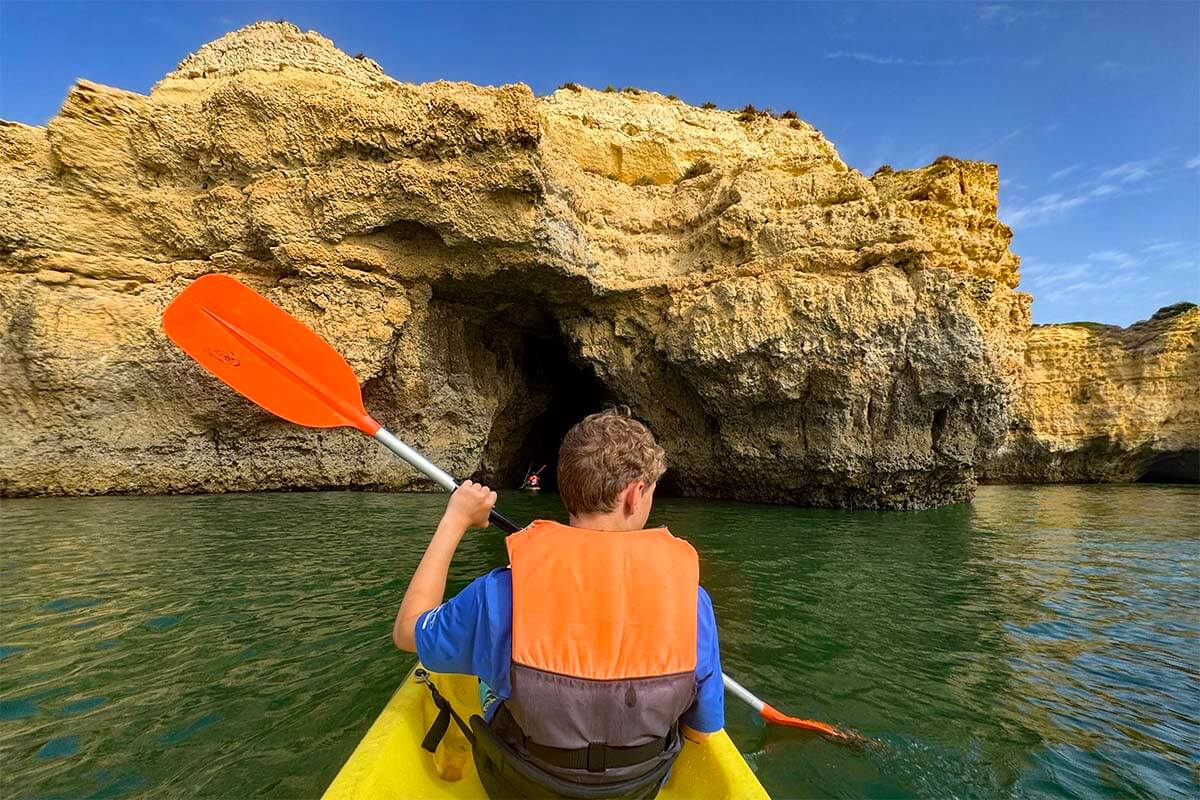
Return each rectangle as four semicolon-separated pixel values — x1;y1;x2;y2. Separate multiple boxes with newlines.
585;742;607;773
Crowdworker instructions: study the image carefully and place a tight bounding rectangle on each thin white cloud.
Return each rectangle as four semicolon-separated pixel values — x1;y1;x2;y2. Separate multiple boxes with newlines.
1025;263;1090;288
1100;158;1160;183
1143;241;1183;255
899;146;939;170
1022;245;1195;299
1186;155;1200;172
1089;250;1137;268
825;51;902;65
823;51;1039;69
1043;122;1061;133
823;51;980;67
1050;164;1082;181
977;4;1020;25
1008;153;1180;228
1002;192;1089;227
1042;273;1149;302
976;3;1051;26
1097;60;1150;76
1065;274;1148;292
985;127;1028;151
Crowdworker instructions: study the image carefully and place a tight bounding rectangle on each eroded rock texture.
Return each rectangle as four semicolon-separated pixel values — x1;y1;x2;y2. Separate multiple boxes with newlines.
1;22;1030;508
982;304;1200;484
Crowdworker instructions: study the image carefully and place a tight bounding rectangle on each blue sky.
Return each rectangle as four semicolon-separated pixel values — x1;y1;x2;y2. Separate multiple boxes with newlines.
2;1;1196;326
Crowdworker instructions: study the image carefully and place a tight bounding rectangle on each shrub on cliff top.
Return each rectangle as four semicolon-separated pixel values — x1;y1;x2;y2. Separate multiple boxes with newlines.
603;85;616;93
788;119;803;130
781;109;798;119
737;104;760;122
622;86;643;95
737;104;776;122
874;164;895;176
667;94;678;101
558;82;582;92
701;101;718;109
933;154;955;165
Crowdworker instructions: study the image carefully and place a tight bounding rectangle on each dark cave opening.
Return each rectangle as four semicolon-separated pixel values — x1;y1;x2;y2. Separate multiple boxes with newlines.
1135;451;1200;484
508;330;615;492
433;271;668;496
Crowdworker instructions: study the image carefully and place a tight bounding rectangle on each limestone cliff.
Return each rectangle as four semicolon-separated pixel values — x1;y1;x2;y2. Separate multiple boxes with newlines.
982;304;1199;483
0;22;1029;508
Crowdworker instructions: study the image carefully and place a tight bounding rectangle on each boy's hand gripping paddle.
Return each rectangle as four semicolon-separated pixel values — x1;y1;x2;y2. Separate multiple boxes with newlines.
162;273;861;743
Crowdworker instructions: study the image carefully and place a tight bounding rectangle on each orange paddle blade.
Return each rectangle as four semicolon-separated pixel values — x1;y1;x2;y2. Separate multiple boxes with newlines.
762;703;859;741
162;274;379;435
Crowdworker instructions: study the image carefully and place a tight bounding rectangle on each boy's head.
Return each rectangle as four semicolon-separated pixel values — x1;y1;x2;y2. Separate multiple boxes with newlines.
557;407;666;529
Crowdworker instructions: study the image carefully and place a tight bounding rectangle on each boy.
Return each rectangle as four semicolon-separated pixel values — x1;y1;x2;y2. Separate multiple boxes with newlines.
393;409;723;799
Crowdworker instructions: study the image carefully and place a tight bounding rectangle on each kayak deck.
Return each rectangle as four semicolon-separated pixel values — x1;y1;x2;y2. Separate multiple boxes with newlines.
323;665;769;799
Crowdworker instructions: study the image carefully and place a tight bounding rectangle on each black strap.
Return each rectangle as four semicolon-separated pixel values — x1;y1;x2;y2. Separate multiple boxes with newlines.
522;732;673;773
494;702;675;774
417;670;475;753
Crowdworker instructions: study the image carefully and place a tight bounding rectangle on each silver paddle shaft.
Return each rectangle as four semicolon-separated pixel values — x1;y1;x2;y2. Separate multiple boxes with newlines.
373;428;458;492
723;673;766;713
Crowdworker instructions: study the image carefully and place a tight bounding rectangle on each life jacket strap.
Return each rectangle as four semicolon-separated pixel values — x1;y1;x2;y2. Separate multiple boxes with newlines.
499;703;677;773
524;733;675;773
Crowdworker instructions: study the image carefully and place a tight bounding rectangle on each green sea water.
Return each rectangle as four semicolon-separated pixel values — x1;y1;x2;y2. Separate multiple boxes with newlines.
1;486;1197;799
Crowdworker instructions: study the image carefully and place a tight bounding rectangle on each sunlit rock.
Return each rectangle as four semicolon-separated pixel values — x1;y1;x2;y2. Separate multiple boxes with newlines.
1;22;1033;508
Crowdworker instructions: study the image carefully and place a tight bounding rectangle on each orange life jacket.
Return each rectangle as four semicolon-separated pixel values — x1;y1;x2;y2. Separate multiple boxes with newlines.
498;520;699;783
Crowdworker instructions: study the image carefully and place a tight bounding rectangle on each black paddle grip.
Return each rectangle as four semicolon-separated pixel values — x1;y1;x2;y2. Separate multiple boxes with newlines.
488;508;522;534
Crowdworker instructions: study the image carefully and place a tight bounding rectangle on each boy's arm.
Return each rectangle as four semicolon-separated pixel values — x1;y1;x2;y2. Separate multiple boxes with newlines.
392;481;497;652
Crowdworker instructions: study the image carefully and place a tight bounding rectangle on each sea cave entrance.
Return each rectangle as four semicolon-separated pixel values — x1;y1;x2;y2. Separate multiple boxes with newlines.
474;323;617;492
487;328;685;497
1135;450;1199;484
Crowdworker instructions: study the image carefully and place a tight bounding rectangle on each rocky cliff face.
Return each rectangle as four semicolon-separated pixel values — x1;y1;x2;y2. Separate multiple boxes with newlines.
982;304;1199;484
0;22;1030;508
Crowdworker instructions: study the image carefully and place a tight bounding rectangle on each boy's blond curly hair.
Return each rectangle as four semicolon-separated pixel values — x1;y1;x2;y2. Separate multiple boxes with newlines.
557;407;667;515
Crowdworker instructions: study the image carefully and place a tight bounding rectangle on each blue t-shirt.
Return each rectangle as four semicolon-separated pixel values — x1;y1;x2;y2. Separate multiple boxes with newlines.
415;567;725;734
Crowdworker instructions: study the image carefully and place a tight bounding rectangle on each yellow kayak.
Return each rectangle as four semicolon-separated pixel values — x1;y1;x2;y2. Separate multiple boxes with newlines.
323;664;770;800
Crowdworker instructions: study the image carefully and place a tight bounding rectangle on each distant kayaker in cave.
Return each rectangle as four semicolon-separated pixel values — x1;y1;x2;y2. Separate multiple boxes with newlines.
520;464;544;491
392;408;723;799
